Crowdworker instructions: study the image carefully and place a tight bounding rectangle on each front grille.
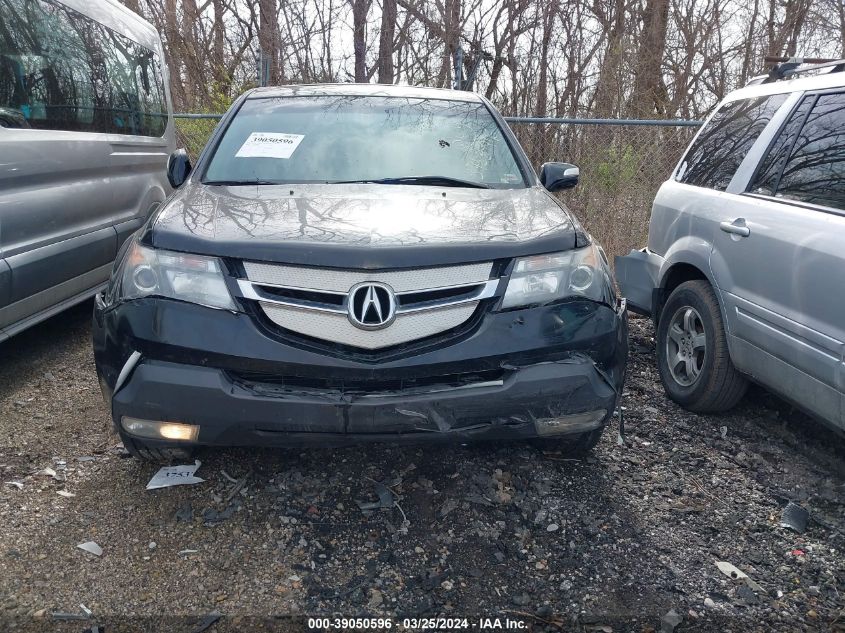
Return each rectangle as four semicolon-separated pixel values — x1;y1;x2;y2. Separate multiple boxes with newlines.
230;368;506;397
242;261;493;293
235;261;499;350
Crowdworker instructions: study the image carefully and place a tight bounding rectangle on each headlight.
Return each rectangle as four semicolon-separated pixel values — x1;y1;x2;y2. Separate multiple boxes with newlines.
118;242;236;310
501;244;604;309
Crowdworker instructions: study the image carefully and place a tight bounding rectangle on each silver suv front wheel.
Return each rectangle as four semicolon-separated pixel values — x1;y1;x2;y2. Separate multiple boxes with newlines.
665;306;706;386
656;280;747;413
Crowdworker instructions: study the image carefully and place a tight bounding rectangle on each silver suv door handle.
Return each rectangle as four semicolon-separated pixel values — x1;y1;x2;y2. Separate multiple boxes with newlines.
720;219;750;237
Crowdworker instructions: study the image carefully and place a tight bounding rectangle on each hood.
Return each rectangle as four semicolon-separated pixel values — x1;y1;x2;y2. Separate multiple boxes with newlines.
145;183;578;269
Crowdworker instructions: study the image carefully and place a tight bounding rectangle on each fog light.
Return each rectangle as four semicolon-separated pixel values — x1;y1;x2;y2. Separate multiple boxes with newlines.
121;417;199;442
534;409;607;436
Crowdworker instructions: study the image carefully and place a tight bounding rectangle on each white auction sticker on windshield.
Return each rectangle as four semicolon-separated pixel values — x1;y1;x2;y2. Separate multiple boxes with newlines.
235;132;304;159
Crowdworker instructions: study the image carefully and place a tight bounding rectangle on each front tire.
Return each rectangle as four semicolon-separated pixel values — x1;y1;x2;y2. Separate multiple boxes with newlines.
656;280;747;412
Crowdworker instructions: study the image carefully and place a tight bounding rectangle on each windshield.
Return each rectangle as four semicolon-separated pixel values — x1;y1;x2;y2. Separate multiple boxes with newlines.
203;95;526;188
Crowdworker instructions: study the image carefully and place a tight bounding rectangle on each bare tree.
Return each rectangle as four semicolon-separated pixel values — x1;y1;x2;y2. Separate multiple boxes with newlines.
123;0;842;116
377;0;397;82
258;0;281;84
349;0;372;82
630;0;670;116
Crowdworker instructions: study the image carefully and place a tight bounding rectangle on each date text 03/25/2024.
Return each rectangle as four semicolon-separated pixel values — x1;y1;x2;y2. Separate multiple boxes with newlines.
307;617;530;630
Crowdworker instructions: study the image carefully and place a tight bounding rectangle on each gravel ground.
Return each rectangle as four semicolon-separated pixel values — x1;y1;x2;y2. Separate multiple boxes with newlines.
1;300;843;632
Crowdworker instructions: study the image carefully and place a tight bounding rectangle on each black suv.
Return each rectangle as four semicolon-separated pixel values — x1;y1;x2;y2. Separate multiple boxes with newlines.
92;84;628;461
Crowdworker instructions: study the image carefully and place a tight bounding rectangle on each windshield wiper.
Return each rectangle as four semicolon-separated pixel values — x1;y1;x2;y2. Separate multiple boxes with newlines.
203;179;281;186
332;176;491;189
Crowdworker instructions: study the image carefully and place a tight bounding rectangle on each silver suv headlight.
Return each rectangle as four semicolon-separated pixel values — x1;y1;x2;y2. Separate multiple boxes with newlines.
118;242;235;310
501;244;604;309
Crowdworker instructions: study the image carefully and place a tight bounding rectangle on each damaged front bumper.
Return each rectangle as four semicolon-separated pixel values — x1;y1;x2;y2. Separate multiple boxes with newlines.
109;356;618;447
93;296;627;448
614;248;665;316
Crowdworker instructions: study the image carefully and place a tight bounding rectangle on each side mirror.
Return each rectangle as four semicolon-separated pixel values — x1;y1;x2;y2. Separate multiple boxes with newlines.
167;148;192;188
540;162;579;192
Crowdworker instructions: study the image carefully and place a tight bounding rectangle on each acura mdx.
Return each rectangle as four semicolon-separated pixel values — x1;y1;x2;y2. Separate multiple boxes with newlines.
92;84;628;461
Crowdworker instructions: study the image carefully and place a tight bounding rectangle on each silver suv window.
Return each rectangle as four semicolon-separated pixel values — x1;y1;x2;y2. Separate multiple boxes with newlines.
0;0;167;136
771;92;845;212
749;97;815;196
203;96;526;189
675;93;786;191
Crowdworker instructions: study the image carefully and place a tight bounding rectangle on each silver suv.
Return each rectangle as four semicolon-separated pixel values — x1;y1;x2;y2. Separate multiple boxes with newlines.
616;60;845;433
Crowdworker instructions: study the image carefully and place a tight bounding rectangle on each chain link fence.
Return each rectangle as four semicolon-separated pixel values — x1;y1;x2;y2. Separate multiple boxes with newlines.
507;118;699;258
174;114;700;259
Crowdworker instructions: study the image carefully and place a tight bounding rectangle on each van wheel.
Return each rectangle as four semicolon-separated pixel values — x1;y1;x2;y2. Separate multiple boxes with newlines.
656;280;747;412
121;434;194;463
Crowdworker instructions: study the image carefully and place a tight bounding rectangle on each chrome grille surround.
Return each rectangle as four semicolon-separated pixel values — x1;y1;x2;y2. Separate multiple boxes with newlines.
238;261;497;349
242;261;493;293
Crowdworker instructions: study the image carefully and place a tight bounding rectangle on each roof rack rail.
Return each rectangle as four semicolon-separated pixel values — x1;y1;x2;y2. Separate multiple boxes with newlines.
747;57;845;85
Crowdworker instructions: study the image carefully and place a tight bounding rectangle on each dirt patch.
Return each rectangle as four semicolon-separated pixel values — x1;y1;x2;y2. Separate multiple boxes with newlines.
1;304;843;631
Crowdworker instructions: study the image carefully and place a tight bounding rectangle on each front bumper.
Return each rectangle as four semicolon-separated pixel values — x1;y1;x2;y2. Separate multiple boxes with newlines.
614;248;665;316
93;296;627;448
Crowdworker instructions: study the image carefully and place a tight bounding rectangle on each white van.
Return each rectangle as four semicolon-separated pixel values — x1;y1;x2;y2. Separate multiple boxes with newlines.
0;0;175;340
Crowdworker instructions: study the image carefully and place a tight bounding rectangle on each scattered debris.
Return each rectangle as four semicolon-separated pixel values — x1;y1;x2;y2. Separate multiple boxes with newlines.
51;611;91;621
780;501;809;533
367;588;384;608
512;593;531;606
736;584;759;605
39;467;61;480
203;502;238;524
716;561;747;581
715;561;766;595
3;315;843;628
146;460;204;490
57;490;75;497
190;611;222;633
660;608;683;632
617;406;625;445
546;523;560;532
222;469;252;504
51;604;94;621
439;498;459;518
356;479;396;511
77;541;103;557
196;470;252;524
5;481;23;489
720;426;728;438
175;502;194;522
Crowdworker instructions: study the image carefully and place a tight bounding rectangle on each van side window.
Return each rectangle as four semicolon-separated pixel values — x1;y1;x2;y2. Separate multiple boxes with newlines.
0;0;167;136
675;94;787;191
771;93;845;212
749;97;814;196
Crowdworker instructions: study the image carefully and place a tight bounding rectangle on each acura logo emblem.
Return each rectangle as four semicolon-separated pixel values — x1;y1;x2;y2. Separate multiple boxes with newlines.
347;282;397;330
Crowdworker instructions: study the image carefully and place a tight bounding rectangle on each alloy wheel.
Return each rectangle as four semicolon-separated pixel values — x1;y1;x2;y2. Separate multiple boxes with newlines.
665;306;706;387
